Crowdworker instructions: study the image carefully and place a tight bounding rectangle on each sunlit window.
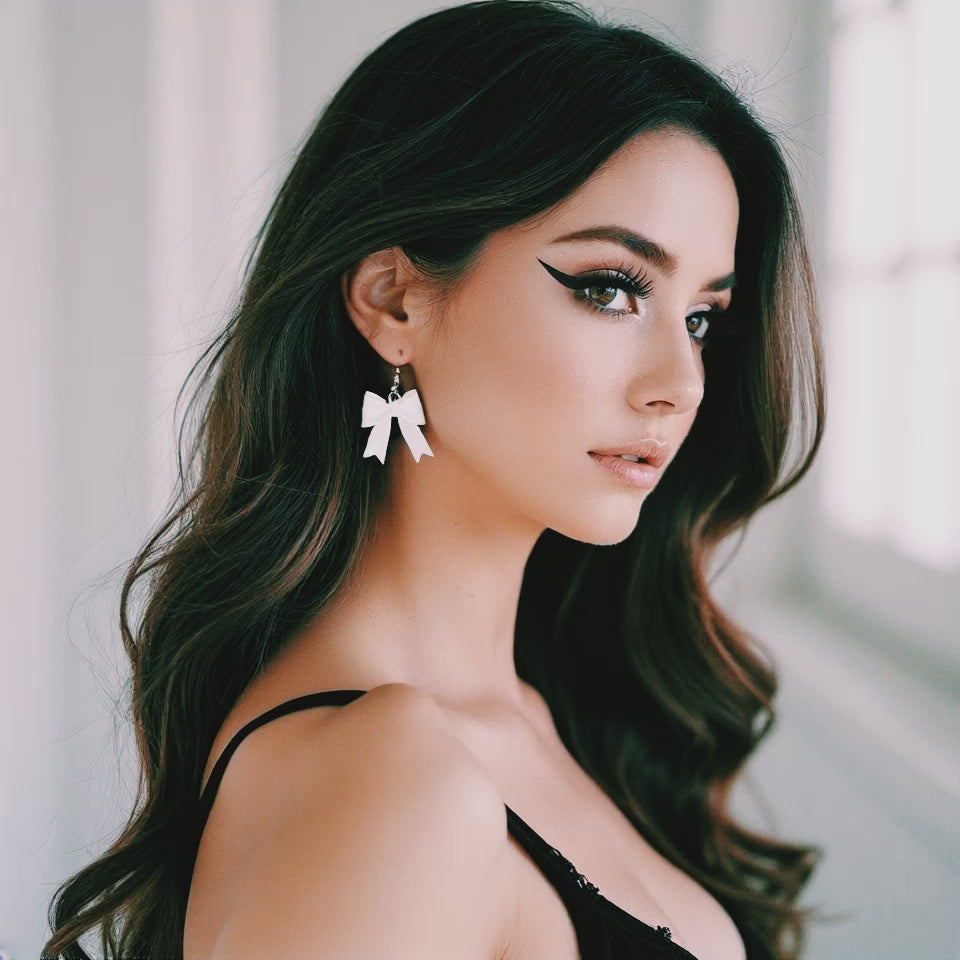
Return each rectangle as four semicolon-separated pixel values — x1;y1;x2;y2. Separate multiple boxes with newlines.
820;0;960;571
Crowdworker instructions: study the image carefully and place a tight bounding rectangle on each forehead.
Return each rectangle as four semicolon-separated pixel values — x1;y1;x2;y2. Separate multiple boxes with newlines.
504;126;739;272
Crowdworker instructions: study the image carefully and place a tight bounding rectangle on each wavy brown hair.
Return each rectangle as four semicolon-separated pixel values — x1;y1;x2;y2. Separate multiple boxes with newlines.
43;1;826;957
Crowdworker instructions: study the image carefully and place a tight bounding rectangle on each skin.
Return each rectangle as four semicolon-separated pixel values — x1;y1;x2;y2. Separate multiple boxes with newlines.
283;124;739;723
188;124;746;960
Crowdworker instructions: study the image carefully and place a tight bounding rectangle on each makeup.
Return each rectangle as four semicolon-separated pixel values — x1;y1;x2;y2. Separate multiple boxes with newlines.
537;258;654;302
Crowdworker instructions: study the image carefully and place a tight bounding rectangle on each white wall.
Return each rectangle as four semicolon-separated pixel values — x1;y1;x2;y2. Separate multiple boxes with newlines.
2;2;956;958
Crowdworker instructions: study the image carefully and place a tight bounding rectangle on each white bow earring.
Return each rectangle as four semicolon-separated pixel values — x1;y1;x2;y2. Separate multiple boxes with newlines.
361;366;434;464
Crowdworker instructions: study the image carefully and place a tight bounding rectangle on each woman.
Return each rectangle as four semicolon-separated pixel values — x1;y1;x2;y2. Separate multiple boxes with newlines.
43;1;825;958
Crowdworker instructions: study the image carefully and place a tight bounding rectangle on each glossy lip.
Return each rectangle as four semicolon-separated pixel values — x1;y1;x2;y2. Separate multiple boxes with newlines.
588;452;661;489
587;438;669;469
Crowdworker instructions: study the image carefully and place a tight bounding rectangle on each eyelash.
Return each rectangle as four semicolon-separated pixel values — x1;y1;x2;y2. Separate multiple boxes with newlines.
575;261;655;303
537;257;731;347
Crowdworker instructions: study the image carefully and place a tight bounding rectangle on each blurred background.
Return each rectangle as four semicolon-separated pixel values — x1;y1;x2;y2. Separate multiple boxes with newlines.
2;0;958;957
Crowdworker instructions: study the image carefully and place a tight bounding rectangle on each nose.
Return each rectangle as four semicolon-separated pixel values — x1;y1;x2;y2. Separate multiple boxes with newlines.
627;309;705;417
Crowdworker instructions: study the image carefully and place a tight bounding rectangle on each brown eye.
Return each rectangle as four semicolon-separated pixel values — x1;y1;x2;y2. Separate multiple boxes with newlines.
586;285;619;307
686;314;710;343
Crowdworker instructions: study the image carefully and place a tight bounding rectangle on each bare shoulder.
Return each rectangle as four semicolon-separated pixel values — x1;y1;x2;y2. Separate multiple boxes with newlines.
189;683;512;960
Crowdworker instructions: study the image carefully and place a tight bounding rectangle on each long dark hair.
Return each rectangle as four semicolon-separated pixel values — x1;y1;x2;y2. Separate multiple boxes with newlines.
43;2;826;957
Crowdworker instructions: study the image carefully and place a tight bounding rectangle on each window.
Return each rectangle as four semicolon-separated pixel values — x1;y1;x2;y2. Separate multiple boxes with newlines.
810;0;959;664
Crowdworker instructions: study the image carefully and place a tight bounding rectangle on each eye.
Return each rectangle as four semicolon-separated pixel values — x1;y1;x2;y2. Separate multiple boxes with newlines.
581;282;632;313
537;258;652;317
687;304;731;347
687;310;712;344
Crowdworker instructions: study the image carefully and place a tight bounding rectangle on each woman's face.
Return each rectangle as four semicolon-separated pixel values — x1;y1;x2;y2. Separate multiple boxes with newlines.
406;126;739;545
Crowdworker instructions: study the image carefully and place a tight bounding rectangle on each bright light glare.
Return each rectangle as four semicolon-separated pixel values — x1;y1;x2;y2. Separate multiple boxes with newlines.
907;0;960;252
823;0;960;571
893;265;960;568
820;275;904;540
832;0;889;19
826;9;908;270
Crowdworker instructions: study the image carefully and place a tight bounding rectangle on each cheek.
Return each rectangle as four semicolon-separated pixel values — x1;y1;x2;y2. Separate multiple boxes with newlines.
425;292;597;464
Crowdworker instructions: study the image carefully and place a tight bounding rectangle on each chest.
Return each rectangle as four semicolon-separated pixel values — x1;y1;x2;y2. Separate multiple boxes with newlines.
450;714;747;960
501;830;747;960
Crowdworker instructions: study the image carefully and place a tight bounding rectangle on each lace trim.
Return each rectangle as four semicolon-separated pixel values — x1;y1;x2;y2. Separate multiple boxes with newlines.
545;844;673;941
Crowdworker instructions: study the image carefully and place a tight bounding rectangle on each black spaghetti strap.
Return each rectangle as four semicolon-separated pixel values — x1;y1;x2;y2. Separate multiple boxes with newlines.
192;689;369;852
505;805;607;955
506;805;598;891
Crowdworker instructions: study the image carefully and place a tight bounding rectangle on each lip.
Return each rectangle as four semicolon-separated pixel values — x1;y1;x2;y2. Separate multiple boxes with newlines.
588;438;668;469
588;452;661;489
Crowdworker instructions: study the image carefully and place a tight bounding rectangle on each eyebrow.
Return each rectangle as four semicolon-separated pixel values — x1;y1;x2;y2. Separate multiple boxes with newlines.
549;225;738;292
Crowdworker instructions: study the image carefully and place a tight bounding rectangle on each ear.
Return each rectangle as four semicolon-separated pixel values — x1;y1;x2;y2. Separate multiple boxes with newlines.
341;247;424;367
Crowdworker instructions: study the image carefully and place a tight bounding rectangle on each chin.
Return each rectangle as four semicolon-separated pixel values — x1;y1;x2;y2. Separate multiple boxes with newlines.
552;499;646;547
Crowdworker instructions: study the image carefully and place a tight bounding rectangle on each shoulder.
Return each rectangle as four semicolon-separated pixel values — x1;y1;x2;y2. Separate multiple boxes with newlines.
190;683;511;960
217;682;502;818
